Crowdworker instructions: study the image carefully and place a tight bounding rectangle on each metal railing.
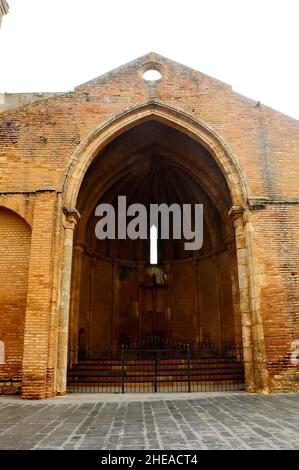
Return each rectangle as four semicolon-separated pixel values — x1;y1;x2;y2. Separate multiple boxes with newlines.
67;342;244;393
75;336;241;358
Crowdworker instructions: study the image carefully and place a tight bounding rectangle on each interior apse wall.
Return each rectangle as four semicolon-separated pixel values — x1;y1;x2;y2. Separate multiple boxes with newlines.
78;256;113;352
75;252;237;355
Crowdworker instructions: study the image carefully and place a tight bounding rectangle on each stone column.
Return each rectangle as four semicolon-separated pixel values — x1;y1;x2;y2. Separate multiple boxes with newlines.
111;260;119;350
228;242;242;347
137;262;145;343
190;259;203;343
68;243;85;367
229;205;270;393
56;207;80;395
229;206;256;392
165;262;172;340
213;255;224;347
87;257;95;354
243;209;270;393
167;261;174;340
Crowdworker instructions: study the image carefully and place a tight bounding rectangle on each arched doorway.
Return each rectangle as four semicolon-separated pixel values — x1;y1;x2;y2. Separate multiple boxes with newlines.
66;119;244;392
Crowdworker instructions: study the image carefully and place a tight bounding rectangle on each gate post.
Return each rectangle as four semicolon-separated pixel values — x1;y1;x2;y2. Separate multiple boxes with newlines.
187;344;191;393
121;345;125;394
154;355;158;393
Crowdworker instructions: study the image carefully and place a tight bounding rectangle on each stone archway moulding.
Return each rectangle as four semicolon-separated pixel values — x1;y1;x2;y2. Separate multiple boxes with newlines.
62;102;250;210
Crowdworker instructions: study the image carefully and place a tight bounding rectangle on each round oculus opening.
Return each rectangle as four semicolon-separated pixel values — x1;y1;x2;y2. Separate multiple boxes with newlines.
142;69;162;81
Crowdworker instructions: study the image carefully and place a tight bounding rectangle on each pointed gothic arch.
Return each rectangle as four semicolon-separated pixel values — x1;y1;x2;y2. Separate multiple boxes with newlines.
62;102;250;209
56;102;269;395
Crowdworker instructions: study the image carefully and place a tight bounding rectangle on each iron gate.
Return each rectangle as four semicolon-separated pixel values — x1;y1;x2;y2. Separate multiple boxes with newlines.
67;342;244;393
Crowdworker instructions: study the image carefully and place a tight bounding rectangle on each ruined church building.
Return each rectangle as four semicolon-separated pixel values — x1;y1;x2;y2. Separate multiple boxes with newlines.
0;44;298;397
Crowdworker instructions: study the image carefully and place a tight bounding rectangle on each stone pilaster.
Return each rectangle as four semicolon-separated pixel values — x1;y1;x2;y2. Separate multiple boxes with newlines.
243;209;270;393
213;255;224;347
190;259;203;343
56;207;80;395
164;263;172;340
229;205;270;393
228;242;242;346
229;206;255;392
68;243;85;367
111;260;119;350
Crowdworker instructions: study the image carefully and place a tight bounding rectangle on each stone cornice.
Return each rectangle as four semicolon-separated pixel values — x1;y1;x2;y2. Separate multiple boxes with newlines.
247;197;299;210
0;189;58;195
229;197;299;218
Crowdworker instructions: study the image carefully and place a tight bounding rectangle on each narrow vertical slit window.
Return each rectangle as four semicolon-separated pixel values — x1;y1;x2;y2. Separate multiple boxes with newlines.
150;224;158;265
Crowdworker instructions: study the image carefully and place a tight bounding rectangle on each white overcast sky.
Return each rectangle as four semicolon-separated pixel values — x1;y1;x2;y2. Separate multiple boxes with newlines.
0;0;298;119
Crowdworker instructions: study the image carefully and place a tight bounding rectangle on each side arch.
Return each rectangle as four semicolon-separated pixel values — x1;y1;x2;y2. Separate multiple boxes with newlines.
0;200;32;228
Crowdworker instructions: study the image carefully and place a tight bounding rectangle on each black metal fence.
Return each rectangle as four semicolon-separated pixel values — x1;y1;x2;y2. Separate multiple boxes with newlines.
67;342;244;393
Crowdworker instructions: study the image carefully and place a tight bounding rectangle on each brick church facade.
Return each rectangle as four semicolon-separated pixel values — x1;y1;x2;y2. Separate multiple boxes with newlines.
0;53;298;399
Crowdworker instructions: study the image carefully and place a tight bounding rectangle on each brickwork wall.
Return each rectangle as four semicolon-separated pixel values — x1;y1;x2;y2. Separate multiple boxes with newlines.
0;53;298;396
0;208;31;395
1;54;298;200
252;206;299;390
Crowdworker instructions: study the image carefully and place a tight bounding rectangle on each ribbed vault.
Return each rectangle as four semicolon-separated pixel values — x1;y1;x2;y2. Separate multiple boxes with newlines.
75;121;233;261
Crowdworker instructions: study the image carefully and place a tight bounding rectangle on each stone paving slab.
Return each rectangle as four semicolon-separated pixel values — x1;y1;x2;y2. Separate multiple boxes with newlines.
0;392;298;449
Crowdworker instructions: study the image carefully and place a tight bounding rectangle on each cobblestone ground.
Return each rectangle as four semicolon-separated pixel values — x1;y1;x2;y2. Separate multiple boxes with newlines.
0;392;298;450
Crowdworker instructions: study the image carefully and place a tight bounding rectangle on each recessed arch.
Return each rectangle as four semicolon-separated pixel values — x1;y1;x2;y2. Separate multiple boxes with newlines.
74;138;232;247
62;113;253;392
0;202;32;229
57;101;269;395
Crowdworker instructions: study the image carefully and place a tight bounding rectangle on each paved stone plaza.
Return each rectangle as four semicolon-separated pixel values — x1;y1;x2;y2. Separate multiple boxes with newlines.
0;392;298;450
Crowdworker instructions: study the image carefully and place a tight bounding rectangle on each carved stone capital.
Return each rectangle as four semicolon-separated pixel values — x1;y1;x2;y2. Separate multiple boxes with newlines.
62;206;81;230
228;205;245;221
